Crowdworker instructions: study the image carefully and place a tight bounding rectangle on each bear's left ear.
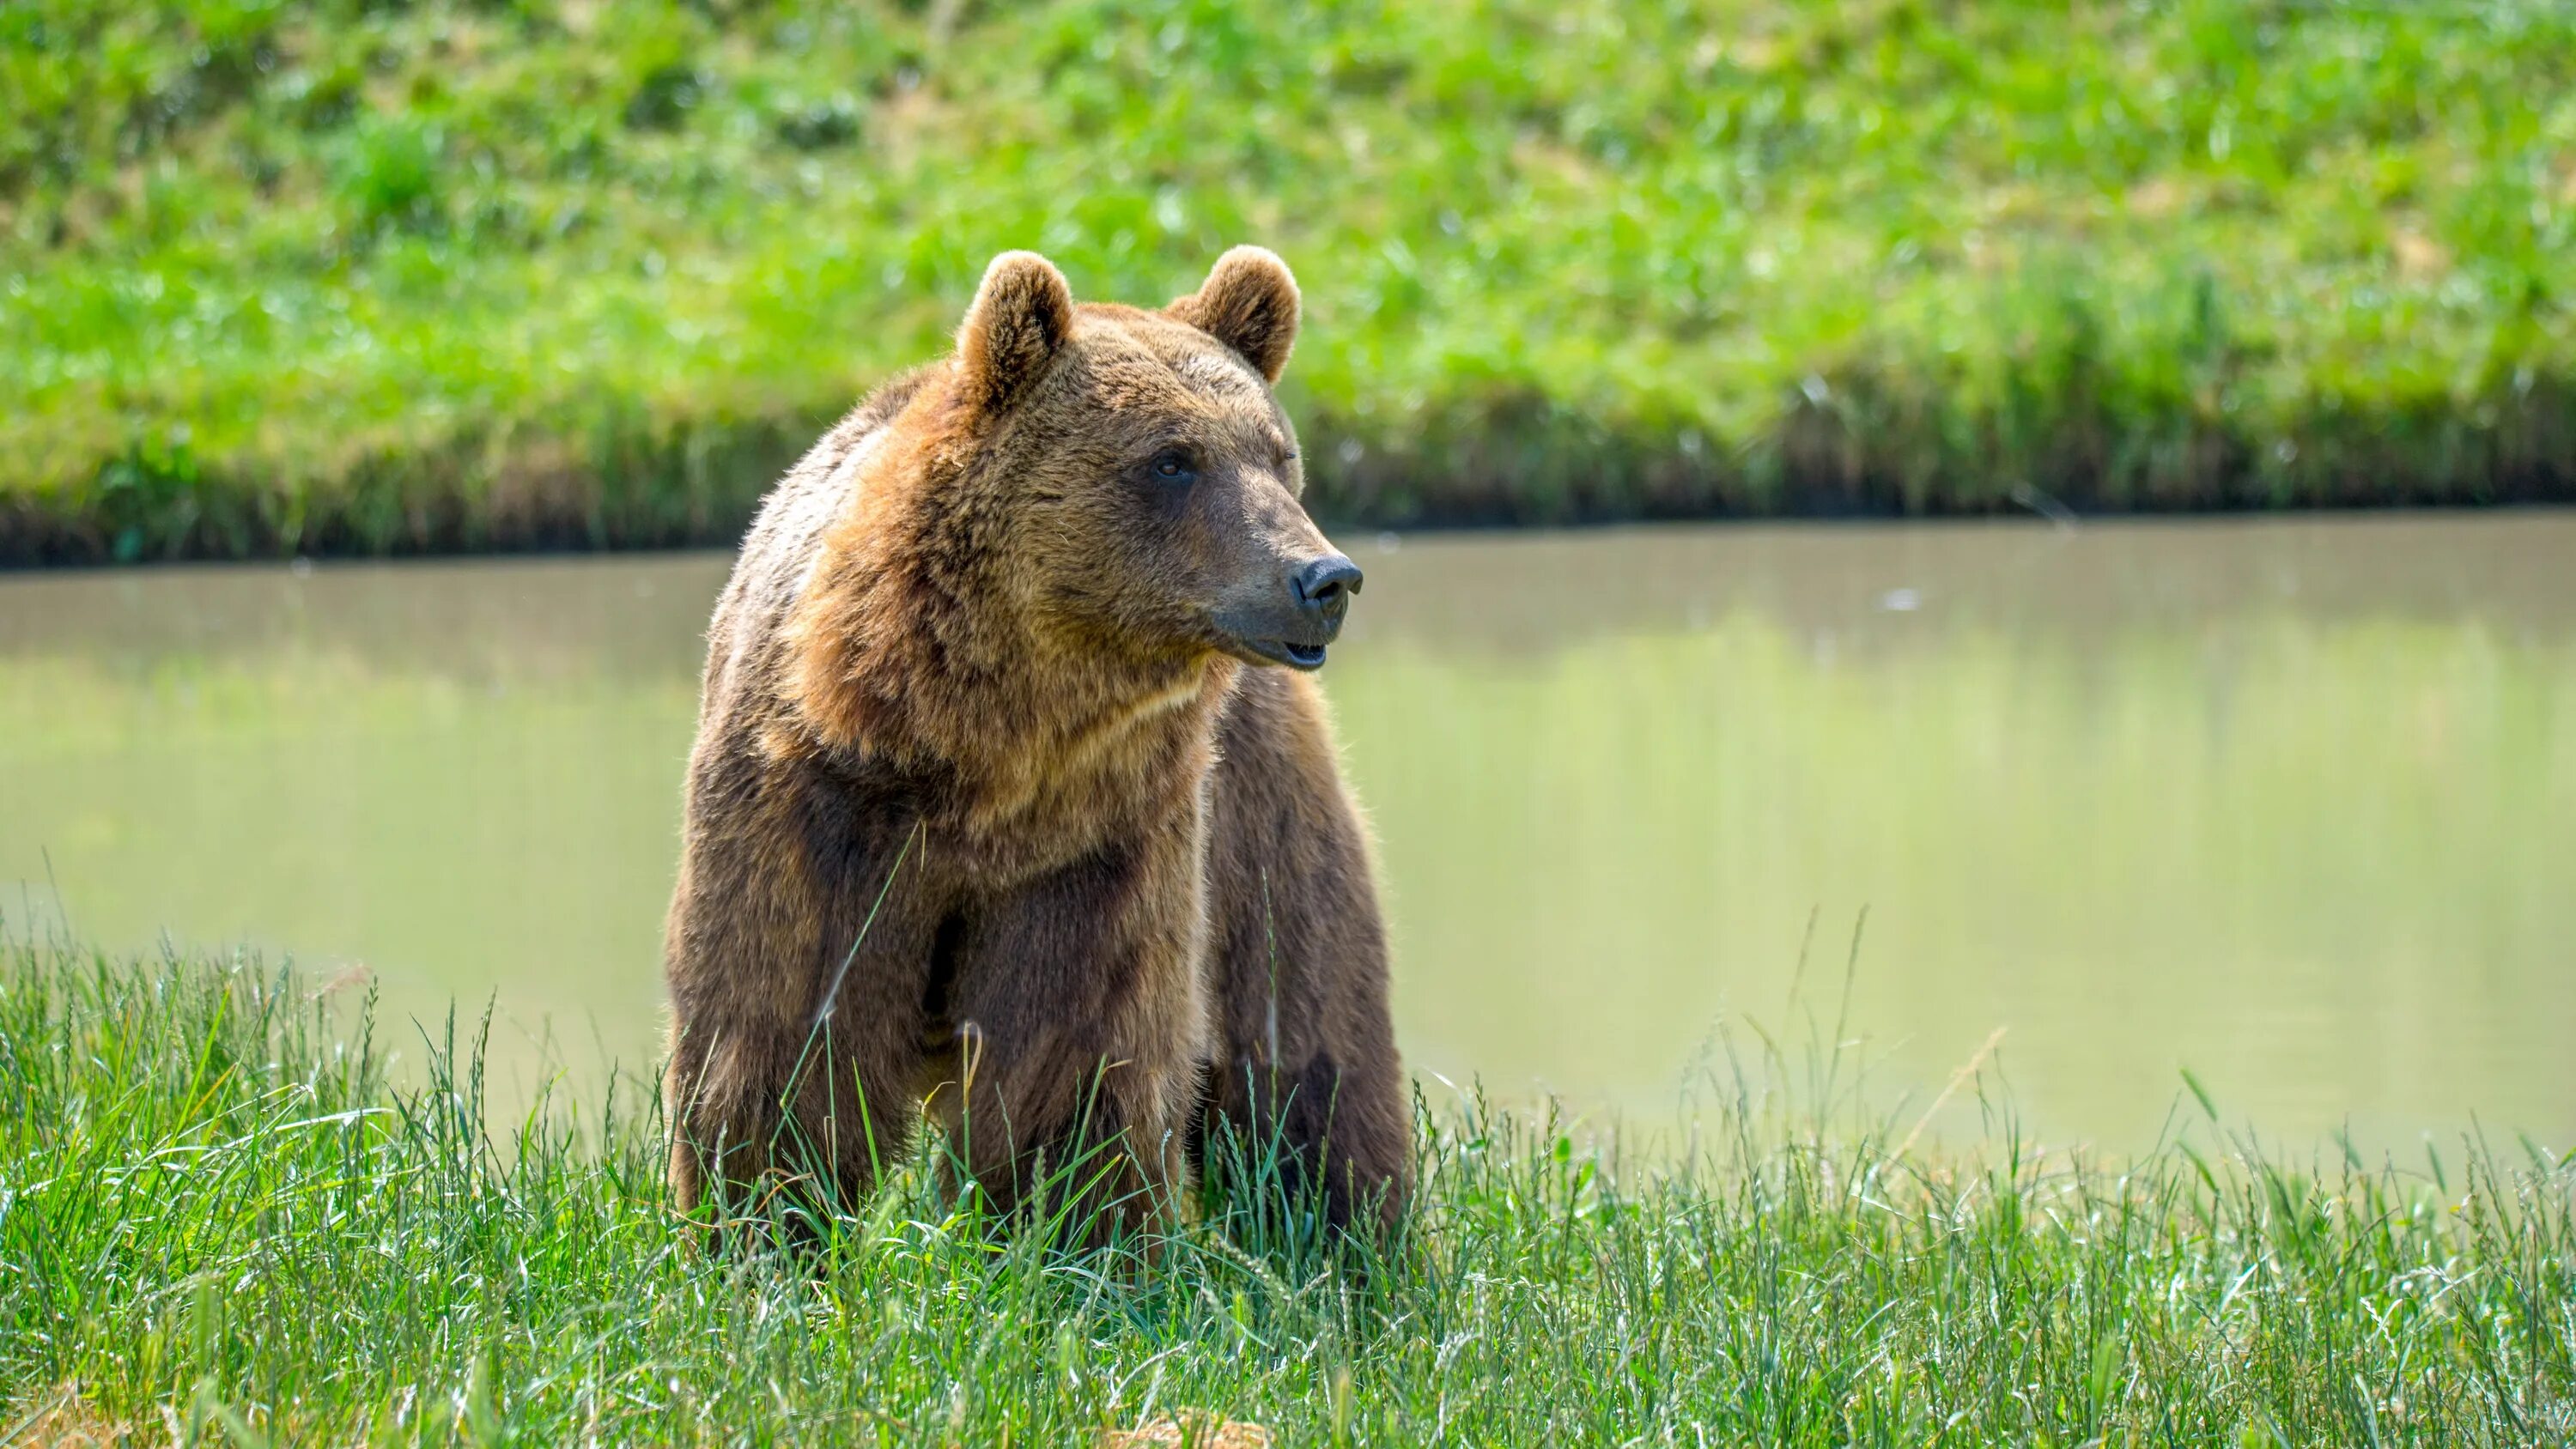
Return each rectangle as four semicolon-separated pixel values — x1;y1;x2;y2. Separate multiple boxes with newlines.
1167;246;1300;383
957;250;1075;413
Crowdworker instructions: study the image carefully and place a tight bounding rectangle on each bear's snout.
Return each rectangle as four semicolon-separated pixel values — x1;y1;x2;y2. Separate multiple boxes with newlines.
1214;549;1362;671
1291;555;1364;638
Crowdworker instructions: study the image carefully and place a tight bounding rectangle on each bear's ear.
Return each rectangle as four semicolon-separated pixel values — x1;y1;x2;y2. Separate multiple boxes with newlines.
957;250;1075;414
1167;246;1300;383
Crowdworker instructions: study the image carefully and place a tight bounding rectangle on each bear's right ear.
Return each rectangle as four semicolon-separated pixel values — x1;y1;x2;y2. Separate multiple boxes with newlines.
956;250;1074;414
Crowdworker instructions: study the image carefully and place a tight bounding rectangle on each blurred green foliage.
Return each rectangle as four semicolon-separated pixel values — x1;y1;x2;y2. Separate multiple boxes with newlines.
3;0;2573;561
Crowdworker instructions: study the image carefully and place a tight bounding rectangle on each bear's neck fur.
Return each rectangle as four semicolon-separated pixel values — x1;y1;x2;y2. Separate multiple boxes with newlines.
787;382;1240;868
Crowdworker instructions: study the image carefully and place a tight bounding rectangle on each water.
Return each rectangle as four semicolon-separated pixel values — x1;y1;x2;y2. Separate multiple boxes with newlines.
5;514;2572;1153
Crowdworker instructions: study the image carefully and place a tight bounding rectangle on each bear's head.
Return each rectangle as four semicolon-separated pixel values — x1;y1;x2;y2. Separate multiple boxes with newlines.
793;247;1358;762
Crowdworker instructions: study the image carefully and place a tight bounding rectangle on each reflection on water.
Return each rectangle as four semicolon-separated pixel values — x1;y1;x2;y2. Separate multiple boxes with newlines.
4;514;2573;1150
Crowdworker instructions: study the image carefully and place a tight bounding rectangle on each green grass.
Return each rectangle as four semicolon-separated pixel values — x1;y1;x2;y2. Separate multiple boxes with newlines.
4;937;2573;1444
3;0;2573;562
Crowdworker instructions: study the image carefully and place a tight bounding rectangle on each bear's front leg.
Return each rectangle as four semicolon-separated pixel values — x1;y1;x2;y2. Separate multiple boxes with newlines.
922;815;1211;1245
664;761;939;1238
1197;670;1413;1238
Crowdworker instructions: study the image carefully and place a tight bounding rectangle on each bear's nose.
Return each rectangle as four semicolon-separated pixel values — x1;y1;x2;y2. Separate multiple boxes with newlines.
1291;555;1364;634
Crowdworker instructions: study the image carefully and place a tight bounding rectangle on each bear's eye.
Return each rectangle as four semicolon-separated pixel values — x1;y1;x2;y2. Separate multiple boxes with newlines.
1150;450;1196;482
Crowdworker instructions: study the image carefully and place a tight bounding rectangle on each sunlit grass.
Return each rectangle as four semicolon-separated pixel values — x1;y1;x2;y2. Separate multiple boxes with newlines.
3;937;2570;1443
3;0;2573;561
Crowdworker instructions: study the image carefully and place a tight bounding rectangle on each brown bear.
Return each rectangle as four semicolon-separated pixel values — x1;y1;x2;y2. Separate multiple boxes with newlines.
662;246;1408;1240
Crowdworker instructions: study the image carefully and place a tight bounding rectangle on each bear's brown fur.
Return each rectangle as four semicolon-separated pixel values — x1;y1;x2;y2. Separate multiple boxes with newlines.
663;247;1408;1239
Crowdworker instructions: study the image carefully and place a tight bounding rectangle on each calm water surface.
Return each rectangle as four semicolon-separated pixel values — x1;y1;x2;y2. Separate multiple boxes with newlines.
4;514;2572;1151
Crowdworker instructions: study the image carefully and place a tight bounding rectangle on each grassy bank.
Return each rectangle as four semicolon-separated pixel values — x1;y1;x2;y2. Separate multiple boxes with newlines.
3;940;2572;1443
4;1;2574;562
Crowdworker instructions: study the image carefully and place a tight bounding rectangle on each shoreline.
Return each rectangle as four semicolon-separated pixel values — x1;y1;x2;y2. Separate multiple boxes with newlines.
7;409;2571;569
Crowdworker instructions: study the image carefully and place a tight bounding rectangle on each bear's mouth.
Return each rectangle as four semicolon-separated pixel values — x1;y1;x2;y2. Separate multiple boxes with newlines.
1236;637;1329;671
